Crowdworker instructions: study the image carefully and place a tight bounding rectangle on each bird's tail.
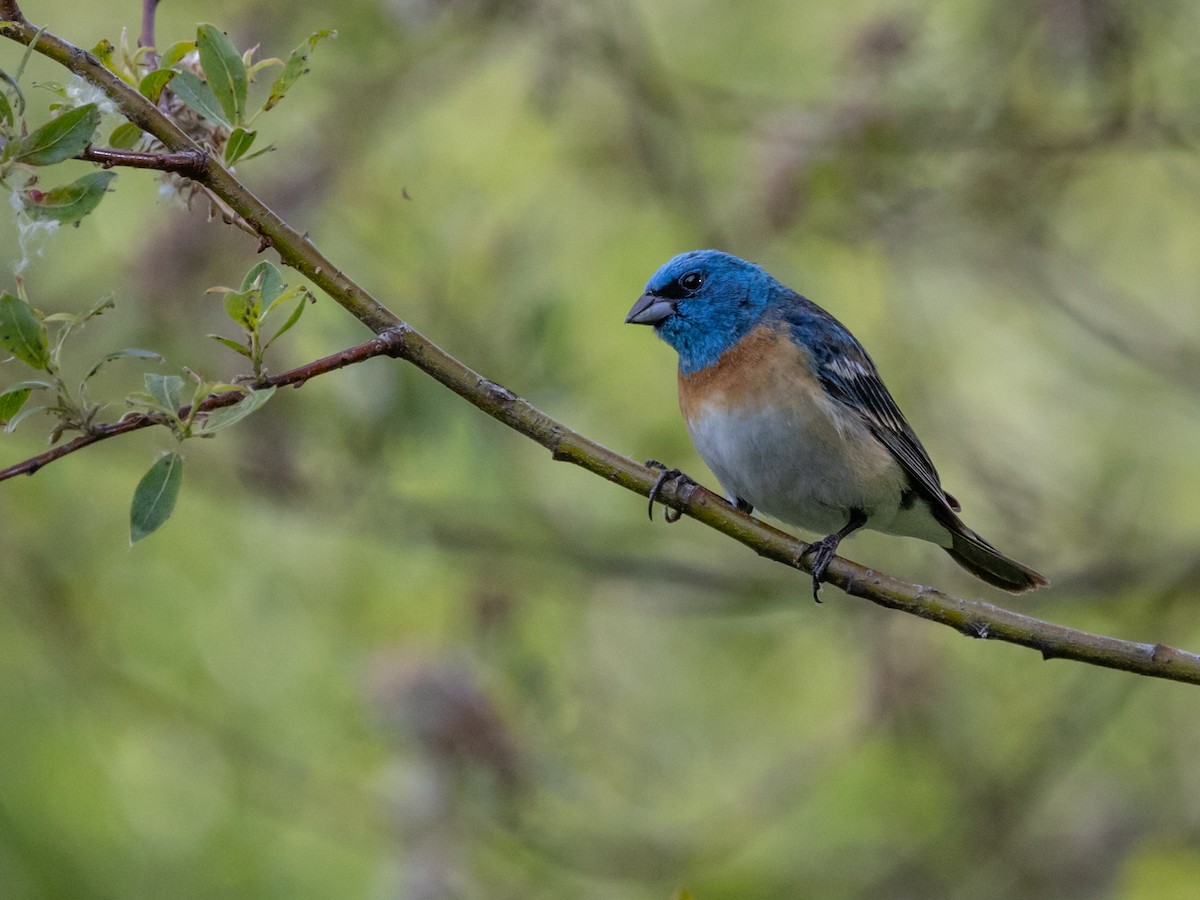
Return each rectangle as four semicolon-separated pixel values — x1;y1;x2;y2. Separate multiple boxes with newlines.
943;526;1048;594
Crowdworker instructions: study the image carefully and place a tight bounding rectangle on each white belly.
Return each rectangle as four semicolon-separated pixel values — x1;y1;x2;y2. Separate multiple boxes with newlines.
685;403;950;547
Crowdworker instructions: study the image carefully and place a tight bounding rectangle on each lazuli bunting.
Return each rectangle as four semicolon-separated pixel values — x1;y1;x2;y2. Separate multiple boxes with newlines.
626;249;1048;597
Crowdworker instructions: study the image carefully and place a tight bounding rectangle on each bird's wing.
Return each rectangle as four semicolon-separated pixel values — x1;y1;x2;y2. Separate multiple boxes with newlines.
787;307;961;514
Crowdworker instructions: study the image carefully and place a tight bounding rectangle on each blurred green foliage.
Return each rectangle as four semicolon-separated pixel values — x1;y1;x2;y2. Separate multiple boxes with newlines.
4;0;1200;897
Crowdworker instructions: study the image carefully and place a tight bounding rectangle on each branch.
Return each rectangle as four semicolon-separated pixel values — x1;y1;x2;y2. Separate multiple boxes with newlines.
78;144;207;176
138;0;161;56
0;8;397;330
3;8;1199;686
0;331;405;481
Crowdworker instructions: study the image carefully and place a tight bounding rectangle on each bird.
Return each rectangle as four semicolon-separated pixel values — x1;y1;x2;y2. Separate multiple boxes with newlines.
625;249;1047;598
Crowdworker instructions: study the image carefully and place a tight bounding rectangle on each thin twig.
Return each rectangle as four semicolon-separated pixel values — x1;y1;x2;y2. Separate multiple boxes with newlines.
0;331;405;482
3;6;1200;686
79;144;208;175
138;0;160;63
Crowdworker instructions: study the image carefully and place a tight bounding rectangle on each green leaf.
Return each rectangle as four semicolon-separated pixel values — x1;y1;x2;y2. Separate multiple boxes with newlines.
0;67;25;119
197;386;275;434
144;373;186;411
138;68;177;103
1;379;53;391
1;380;52;428
108;121;143;149
128;44;155;70
0;90;13;128
169;69;231;128
130;451;184;543
0;387;30;425
9;103;100;166
84;347;163;381
262;283;306;318
208;334;253;358
246;56;283;80
159;40;195;71
263;29;335;111
203;382;249;395
0;292;50;369
224;127;256;164
223;288;260;329
241;261;284;306
80;294;116;323
231;143;275;163
91;38;118;72
124;391;158;408
91;37;138;85
3;402;45;433
22;171;116;224
264;295;308;349
197;24;247;127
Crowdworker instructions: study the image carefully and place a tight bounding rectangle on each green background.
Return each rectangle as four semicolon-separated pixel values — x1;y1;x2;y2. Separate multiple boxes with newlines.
4;0;1200;896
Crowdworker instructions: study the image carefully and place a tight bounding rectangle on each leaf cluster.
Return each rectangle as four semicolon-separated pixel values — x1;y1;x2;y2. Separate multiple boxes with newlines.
0;22;333;228
0;289;161;440
160;23;334;165
0;20;332;543
206;260;313;380
0;102;115;223
123;371;276;543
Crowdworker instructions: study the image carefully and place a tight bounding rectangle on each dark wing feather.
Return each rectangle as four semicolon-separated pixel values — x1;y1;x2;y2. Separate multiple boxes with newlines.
774;297;1049;592
782;301;959;514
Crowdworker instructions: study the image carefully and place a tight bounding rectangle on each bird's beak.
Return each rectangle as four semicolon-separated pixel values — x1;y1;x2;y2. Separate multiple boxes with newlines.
625;292;676;326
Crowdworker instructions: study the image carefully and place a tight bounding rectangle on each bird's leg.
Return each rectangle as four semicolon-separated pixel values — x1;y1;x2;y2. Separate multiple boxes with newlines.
803;508;868;602
644;459;696;523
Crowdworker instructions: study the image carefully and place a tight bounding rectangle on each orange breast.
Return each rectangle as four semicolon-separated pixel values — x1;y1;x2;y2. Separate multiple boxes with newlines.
678;323;822;422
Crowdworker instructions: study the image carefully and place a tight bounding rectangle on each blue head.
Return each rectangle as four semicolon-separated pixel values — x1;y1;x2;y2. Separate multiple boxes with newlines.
626;250;777;375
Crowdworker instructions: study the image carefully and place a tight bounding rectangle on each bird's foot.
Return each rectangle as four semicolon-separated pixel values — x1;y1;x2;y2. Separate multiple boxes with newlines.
645;459;695;523
799;510;867;603
802;534;843;603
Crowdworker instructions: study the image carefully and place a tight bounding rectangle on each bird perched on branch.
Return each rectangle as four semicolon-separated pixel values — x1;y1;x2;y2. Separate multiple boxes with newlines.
626;249;1047;599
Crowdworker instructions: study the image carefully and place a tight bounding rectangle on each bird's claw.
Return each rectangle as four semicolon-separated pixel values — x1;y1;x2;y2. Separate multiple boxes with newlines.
802;535;841;603
645;459;694;523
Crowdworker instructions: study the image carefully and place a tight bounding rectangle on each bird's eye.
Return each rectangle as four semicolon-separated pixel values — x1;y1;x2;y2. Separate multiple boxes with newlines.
679;272;705;292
